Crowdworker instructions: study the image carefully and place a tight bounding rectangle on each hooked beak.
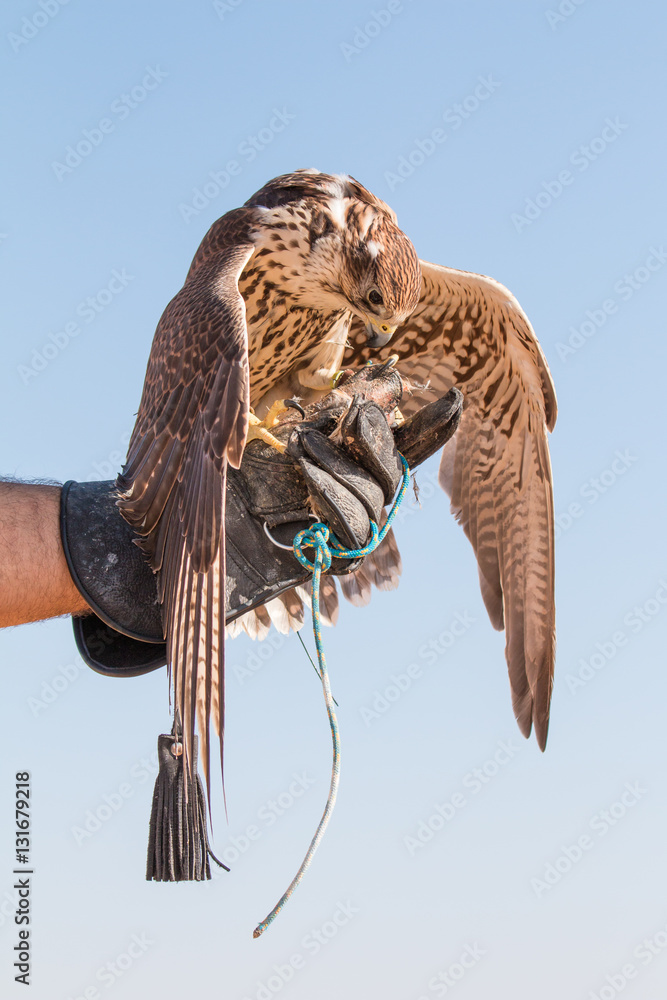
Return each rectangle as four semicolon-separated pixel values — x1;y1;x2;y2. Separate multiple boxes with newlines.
364;319;397;348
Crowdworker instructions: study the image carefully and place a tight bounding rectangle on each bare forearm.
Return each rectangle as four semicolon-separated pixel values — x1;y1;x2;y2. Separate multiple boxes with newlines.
0;482;90;627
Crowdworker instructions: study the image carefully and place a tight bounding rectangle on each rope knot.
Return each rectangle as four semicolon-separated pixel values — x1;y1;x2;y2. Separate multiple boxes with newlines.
293;522;333;573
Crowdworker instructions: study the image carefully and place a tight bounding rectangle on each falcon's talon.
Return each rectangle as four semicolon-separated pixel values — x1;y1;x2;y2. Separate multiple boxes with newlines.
247;409;287;453
284;398;306;418
379;354;400;373
262;399;290;428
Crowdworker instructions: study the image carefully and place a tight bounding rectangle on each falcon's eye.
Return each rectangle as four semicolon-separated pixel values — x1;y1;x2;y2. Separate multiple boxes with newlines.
367;289;384;307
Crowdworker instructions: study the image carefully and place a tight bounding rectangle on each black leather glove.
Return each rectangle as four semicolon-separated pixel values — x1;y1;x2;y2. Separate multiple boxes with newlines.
61;364;462;676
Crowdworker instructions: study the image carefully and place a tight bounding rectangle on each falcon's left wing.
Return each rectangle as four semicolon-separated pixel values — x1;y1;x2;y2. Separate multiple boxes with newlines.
344;261;557;749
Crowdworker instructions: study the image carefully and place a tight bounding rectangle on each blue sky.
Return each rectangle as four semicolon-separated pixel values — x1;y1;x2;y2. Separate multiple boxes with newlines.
1;1;667;997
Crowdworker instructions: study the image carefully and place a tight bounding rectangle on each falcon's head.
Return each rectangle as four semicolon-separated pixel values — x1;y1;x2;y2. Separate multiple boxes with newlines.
334;206;422;346
247;170;422;345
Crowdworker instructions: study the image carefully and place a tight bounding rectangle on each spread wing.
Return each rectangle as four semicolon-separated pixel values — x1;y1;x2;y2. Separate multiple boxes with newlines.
117;208;256;792
345;260;557;749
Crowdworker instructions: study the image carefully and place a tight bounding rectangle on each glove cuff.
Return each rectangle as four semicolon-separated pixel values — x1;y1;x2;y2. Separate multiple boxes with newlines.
60;480;167;676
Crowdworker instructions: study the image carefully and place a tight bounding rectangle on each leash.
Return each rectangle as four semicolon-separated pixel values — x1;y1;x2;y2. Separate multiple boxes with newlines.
253;453;411;937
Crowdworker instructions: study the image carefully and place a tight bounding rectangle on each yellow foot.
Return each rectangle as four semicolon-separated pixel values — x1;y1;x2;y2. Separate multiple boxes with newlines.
247;401;289;452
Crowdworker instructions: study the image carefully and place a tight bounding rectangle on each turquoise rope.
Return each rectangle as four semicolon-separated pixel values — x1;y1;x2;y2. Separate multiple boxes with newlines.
253;453;411;938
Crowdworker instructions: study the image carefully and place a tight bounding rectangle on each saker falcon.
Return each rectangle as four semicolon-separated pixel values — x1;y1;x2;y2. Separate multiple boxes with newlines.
117;168;556;793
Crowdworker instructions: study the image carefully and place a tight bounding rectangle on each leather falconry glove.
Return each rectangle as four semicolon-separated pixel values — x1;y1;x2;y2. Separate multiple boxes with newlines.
60;363;462;676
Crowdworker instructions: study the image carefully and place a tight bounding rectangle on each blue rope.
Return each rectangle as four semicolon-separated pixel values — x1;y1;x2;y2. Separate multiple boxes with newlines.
253;453;411;938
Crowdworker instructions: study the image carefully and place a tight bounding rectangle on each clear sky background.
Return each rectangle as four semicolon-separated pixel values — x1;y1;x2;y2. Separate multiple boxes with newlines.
1;1;667;997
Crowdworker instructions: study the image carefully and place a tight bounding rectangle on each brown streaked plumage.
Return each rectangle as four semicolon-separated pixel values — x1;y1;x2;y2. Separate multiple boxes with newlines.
345;262;556;749
117;168;557;799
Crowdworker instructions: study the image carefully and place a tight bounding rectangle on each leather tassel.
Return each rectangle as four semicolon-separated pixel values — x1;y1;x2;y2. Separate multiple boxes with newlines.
146;730;228;881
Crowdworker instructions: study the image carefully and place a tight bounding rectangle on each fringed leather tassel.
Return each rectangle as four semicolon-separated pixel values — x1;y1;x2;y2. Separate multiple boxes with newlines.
146;729;228;881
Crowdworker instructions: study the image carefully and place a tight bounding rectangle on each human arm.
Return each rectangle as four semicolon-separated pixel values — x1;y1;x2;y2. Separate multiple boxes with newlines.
0;481;90;627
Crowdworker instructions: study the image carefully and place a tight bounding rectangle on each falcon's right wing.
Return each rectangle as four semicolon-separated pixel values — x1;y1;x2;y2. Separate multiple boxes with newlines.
117;208;256;794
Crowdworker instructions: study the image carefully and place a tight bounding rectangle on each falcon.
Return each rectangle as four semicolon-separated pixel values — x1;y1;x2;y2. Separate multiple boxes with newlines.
117;168;556;796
